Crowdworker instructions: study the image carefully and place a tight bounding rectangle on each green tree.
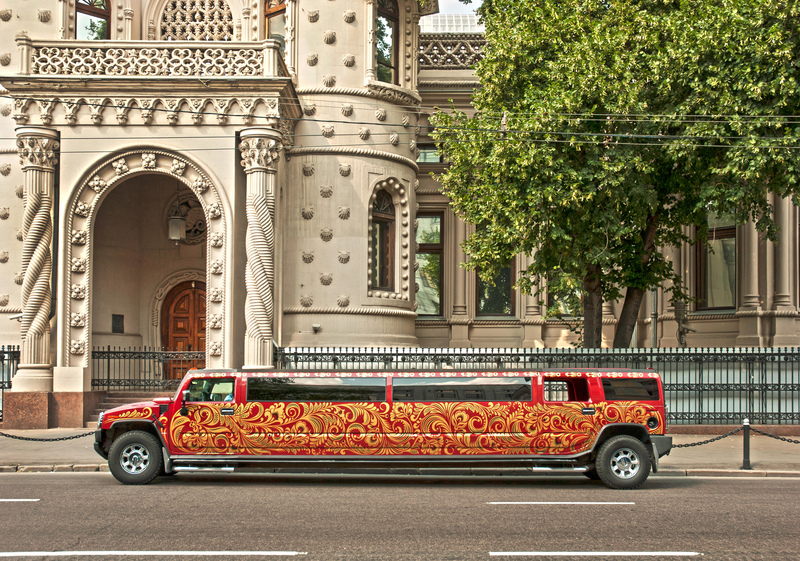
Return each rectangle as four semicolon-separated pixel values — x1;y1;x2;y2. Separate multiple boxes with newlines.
432;0;800;347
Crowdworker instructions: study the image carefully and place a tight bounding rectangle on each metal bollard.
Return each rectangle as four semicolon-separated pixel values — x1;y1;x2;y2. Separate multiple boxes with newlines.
741;418;751;470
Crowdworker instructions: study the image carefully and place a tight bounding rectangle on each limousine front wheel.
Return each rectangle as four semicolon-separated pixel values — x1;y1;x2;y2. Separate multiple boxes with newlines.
596;435;651;489
109;431;163;485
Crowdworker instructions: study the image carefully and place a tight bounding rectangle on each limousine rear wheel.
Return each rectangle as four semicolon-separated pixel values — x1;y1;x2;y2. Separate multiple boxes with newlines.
596;435;651;489
109;431;163;485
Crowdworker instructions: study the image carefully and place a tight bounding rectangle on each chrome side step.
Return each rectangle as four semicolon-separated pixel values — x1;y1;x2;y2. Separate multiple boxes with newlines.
173;466;235;473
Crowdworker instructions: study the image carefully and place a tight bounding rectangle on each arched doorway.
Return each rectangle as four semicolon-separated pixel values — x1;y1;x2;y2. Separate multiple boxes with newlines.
161;280;206;379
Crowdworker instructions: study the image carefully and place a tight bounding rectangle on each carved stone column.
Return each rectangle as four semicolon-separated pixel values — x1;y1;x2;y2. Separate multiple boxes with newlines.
13;127;59;393
660;243;682;348
449;218;470;347
772;195;798;345
239;128;282;368
737;221;765;346
521;250;545;348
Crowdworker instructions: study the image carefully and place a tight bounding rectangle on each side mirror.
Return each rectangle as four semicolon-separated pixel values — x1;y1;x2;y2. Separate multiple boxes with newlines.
180;390;190;416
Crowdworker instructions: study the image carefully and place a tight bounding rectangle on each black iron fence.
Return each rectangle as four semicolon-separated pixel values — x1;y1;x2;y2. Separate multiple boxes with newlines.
0;345;20;421
90;346;205;391
276;346;800;425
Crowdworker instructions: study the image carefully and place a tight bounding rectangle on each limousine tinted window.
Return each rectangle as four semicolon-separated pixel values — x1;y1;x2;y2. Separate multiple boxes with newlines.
392;377;531;402
602;378;660;401
247;377;386;402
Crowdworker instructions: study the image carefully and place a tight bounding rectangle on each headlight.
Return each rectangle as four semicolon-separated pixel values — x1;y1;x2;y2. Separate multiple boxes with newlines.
97;411;104;429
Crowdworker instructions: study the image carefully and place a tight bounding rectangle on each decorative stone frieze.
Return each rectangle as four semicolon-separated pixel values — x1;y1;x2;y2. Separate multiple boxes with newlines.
70;257;86;272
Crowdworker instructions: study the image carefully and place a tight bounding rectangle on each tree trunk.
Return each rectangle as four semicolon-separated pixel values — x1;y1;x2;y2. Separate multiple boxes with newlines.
583;264;604;348
613;213;660;348
613;287;646;348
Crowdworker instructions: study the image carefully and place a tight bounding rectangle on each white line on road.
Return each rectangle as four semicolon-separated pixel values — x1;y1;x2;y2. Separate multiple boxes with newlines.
490;552;701;557
0;552;307;558
0;499;40;502
488;501;635;505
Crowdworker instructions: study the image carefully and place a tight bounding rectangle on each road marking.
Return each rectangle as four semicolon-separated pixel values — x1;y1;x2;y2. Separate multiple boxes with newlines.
0;552;307;558
490;552;701;557
488;501;635;505
0;499;40;502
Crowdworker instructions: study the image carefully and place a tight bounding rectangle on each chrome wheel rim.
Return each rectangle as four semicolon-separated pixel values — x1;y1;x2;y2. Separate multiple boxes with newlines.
120;443;150;475
610;447;640;479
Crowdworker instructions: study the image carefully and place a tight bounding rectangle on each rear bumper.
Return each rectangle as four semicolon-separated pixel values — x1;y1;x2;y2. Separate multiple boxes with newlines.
651;435;672;457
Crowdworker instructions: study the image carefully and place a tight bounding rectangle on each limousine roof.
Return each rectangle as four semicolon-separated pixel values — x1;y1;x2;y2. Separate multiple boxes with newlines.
186;369;660;379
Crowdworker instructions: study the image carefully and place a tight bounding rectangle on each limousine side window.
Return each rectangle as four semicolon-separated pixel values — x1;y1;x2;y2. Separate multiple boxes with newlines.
187;378;236;402
543;377;590;402
392;377;531;402
247;377;386;402
602;378;660;401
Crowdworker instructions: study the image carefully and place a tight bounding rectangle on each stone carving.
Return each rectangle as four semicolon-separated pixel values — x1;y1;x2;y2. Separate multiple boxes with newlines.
402;115;410;127
71;230;87;245
337;295;350;307
75;201;90;217
14;272;23;285
343;10;356;23
302;164;315;176
338;251;350;264
376;108;387;121
88;176;107;192
339;164;351;176
308;10;319;22
71;257;86;272
161;0;234;41
210;260;224;274
16;134;60;169
0;208;8;220
209;288;223;302
141;153;156;168
319;185;333;198
0;53;10;67
321;125;335;138
320;273;333;286
306;53;318;66
239;136;281;170
409;140;417;153
16;230;23;242
338;207;351;220
209;314;223;329
71;284;86;299
210;232;224;247
343;54;356;67
112;158;128;175
300;295;313;308
359;128;370;140
0;251;8;264
419;33;486;70
15;185;23;199
323;30;336;44
70;340;86;355
303;104;317;116
192;177;210;193
302;251;314;264
320;228;333;242
171;159;186;175
0;9;11;21
1;104;11;117
0;295;8;307
209;341;223;356
0;164;10;176
38;9;51;22
302;206;315;220
322;75;336;87
390;133;400;146
341;104;353;117
70;313;85;327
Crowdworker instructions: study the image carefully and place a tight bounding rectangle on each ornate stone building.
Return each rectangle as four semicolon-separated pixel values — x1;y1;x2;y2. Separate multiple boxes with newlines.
0;3;798;428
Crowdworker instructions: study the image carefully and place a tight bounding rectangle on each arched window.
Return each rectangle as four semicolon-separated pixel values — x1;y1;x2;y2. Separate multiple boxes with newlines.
161;0;235;41
370;189;396;291
266;0;287;50
376;0;399;84
76;0;111;40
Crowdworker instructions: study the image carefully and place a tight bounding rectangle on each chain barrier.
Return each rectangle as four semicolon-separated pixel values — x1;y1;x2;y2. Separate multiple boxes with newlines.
672;426;744;448
0;431;94;442
749;427;800;445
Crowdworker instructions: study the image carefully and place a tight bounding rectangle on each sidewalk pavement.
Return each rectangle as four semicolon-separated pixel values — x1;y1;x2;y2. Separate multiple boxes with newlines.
1;429;799;476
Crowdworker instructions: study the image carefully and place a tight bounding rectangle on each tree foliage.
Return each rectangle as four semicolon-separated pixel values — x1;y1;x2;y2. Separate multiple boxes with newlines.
432;0;800;347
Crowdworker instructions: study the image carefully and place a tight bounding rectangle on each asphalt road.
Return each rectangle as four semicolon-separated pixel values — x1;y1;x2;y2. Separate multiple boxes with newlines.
0;473;798;560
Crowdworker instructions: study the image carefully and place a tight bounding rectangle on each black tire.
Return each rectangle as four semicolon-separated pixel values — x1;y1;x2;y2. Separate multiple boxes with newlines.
595;435;651;490
108;430;163;485
583;468;601;480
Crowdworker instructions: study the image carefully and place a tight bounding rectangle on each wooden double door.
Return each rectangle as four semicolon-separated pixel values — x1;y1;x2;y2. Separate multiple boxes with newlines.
161;280;206;380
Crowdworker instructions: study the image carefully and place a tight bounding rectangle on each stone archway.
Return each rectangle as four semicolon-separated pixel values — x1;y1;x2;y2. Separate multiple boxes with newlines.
63;150;229;369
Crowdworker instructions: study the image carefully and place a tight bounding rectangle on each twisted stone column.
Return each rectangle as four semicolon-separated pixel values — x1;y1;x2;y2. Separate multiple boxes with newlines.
14;127;59;391
239;128;282;368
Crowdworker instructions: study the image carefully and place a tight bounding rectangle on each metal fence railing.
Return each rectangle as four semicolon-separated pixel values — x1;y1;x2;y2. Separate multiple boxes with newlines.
0;345;20;422
90;346;205;391
276;346;800;425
